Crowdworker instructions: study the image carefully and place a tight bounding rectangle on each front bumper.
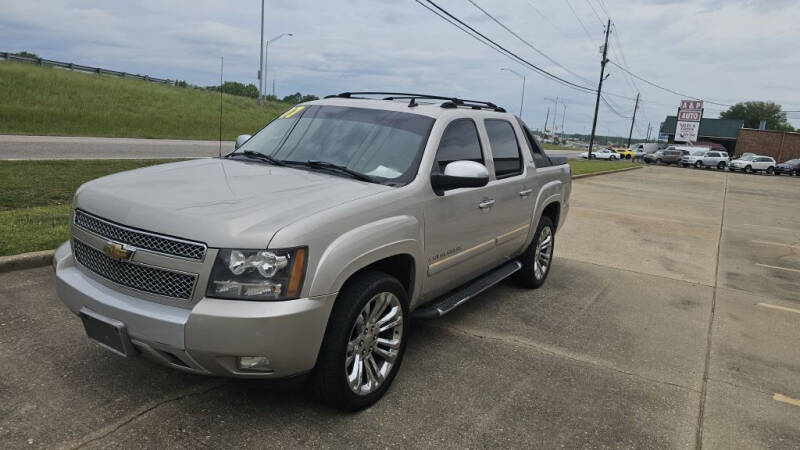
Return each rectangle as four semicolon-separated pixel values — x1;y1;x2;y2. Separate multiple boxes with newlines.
53;242;336;378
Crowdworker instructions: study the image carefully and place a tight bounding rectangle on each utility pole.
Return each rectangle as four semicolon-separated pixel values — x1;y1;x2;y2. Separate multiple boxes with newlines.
561;103;567;138
272;80;276;98
626;92;640;148
588;19;611;159
258;0;265;104
646;122;652;141
543;107;550;136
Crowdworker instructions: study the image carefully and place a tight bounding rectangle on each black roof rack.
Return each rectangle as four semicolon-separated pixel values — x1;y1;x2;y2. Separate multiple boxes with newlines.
323;92;506;113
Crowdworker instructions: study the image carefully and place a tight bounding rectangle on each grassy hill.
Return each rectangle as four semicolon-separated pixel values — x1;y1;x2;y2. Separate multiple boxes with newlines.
0;61;292;140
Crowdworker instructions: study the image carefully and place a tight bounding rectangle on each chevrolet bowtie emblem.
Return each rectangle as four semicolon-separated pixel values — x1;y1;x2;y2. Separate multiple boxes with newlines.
103;242;135;261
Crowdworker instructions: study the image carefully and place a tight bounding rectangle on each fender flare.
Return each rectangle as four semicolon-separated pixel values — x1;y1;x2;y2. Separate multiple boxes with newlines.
308;215;423;301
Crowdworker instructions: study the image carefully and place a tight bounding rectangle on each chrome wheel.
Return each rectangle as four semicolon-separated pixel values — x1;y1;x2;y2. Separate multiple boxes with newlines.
345;292;403;396
533;225;553;280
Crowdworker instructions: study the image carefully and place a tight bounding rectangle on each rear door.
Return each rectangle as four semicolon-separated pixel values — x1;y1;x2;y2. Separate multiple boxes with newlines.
481;118;534;259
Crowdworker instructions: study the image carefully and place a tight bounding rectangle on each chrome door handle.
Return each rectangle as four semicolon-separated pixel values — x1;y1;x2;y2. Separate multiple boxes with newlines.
478;199;495;210
519;188;533;197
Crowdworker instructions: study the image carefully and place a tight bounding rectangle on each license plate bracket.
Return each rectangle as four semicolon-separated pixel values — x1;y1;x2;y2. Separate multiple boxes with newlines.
79;307;138;357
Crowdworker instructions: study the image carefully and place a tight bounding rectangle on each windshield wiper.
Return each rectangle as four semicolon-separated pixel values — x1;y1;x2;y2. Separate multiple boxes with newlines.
227;150;285;166
284;160;375;183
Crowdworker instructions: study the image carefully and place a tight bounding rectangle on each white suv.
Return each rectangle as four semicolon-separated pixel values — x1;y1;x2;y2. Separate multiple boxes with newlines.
729;155;776;174
697;151;730;169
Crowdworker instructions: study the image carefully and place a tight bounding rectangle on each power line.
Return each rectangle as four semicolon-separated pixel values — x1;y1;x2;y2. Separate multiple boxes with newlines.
524;0;561;35
608;61;733;107
415;0;596;94
564;0;598;45
585;0;606;26
466;0;595;86
594;0;611;17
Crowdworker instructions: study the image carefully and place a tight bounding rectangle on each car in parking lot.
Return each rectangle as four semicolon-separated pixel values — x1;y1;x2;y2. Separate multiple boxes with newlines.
614;148;635;159
729;155;776;174
53;92;571;410
660;148;684;165
775;158;800;176
697;151;730;169
579;148;619;160
680;150;707;167
643;149;664;164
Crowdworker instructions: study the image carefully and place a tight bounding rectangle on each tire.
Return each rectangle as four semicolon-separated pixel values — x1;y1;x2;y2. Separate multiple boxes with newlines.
794;169;799;176
744;165;753;173
766;166;774;175
626;155;631;160
610;155;617;160
695;161;703;168
513;216;555;289
313;271;409;411
656;158;662;164
717;161;726;170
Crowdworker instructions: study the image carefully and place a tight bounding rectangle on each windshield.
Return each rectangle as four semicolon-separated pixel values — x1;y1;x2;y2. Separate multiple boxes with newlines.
692;151;706;156
236;105;435;185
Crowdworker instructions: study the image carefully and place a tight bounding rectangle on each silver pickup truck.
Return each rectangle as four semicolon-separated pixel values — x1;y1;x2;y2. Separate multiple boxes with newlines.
53;92;571;410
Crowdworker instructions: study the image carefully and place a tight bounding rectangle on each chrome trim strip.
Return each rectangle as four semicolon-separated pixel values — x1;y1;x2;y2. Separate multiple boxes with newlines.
429;238;495;269
74;209;208;261
496;224;530;242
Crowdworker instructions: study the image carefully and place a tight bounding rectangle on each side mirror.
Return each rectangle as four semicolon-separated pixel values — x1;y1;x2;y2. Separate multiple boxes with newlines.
235;134;252;149
431;160;489;195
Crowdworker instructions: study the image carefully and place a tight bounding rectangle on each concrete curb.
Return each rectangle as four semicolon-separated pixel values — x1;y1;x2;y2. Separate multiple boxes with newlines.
0;250;54;274
572;165;642;180
0;164;642;273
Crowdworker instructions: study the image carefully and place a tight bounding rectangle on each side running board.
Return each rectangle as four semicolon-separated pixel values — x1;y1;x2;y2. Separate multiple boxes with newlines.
411;260;522;319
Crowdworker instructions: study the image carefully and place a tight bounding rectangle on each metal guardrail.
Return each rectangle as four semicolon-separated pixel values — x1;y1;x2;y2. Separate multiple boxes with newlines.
0;52;175;85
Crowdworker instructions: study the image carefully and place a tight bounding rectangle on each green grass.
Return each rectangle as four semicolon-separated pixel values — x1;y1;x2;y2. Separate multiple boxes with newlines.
568;160;639;176
541;143;581;151
0;61;292;140
0;159;181;256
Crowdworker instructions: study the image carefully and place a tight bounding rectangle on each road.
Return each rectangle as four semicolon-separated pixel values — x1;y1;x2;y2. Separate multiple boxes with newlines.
0;135;233;159
0;134;578;160
1;166;798;448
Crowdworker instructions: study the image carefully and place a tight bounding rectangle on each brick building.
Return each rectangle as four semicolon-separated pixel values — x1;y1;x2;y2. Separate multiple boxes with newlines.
660;116;744;154
736;129;800;162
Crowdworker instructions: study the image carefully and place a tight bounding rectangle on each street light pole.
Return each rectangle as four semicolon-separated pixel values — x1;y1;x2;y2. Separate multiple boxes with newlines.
264;33;293;101
257;0;265;104
500;68;525;119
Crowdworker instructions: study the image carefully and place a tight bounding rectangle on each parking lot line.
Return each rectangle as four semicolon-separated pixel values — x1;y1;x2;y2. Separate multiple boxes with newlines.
751;240;800;250
773;393;800;408
755;263;800;274
757;303;800;315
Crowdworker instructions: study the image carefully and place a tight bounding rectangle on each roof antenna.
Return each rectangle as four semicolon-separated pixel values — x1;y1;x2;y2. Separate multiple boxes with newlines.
218;56;224;158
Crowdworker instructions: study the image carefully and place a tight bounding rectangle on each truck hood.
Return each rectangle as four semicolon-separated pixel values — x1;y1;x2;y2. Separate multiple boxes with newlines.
74;158;391;248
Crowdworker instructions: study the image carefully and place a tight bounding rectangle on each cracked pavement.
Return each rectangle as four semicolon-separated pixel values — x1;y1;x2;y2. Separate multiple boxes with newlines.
0;165;798;448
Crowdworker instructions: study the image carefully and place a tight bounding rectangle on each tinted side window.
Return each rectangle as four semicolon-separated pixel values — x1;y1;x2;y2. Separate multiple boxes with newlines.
485;119;522;178
516;118;552;167
434;119;483;173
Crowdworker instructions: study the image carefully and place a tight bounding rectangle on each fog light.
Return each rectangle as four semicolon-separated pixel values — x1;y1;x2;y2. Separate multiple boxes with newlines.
237;356;272;372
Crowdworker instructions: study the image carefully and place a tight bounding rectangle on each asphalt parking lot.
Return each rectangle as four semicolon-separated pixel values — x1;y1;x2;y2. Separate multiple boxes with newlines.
1;165;798;448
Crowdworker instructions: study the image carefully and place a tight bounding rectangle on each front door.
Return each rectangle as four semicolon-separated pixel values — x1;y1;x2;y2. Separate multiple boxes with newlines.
423;118;497;299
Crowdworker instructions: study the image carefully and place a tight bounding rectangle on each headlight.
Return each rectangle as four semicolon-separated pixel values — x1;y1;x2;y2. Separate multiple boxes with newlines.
206;247;307;300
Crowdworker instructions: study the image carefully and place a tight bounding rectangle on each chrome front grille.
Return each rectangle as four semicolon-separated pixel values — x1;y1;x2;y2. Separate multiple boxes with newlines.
73;240;197;300
74;210;206;260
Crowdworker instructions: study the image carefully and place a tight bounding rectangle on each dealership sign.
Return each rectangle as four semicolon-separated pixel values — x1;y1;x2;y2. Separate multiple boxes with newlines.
676;121;700;142
675;100;703;142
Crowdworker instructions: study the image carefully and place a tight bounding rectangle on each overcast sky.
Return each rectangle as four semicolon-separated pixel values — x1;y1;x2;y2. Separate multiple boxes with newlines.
3;0;800;137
